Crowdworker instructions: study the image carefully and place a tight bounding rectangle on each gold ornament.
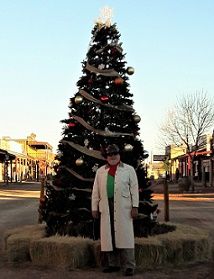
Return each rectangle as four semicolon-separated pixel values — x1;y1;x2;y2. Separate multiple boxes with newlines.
124;144;133;152
127;67;135;75
133;115;141;123
74;95;83;104
75;158;84;166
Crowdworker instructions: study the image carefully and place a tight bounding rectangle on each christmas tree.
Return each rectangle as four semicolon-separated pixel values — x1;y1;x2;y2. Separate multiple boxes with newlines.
40;9;158;238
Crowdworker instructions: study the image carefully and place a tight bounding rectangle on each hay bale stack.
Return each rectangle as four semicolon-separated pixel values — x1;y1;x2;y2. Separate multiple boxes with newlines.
135;223;212;269
30;236;95;268
4;223;213;269
158;223;211;266
5;224;45;263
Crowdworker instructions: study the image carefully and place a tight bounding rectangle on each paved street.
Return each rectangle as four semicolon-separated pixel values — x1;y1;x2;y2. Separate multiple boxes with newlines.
154;193;214;233
0;182;40;240
0;182;213;278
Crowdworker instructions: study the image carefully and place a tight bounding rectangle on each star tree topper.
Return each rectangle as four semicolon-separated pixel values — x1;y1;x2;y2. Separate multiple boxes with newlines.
96;6;113;28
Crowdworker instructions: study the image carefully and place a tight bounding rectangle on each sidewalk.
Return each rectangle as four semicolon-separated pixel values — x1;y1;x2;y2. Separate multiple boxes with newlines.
151;180;214;194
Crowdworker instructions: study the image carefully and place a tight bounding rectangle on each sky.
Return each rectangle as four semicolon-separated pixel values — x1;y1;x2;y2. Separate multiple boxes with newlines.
0;0;214;158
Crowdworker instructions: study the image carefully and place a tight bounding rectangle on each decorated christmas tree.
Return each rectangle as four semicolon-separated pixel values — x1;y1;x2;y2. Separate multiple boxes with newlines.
40;9;159;238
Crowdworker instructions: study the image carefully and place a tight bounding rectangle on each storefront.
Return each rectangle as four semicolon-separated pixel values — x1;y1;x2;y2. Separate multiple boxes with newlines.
0;149;15;183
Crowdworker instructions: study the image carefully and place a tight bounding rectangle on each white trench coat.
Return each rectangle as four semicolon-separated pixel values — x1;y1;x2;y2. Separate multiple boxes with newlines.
91;162;139;251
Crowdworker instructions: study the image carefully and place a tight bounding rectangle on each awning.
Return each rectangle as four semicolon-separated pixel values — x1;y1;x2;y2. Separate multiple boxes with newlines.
0;149;16;162
6;150;28;159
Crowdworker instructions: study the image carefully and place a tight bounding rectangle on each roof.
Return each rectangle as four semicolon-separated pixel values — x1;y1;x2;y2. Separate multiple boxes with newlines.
0;149;16;162
28;141;52;150
176;150;212;160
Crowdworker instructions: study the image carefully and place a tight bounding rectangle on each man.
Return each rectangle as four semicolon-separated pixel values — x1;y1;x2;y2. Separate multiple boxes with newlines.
91;144;139;276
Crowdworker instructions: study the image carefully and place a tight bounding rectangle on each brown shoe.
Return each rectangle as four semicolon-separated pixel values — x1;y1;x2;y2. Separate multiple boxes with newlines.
124;268;134;276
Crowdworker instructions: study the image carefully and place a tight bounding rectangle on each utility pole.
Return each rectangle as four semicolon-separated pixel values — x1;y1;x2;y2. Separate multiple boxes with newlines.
164;171;169;222
163;155;170;222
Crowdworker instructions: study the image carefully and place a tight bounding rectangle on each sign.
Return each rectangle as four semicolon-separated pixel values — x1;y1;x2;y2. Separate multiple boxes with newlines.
153;155;166;161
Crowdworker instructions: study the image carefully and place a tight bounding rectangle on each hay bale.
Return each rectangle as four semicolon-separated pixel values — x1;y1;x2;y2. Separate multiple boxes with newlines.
135;223;212;269
194;237;211;261
30;236;95;268
6;234;31;263
5;224;46;263
159;223;211;266
90;240;103;267
162;239;183;265
4;224;46;248
135;238;165;269
4;222;213;270
182;239;196;262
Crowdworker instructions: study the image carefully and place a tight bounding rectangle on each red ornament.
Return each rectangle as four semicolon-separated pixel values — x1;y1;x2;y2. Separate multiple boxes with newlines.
40;197;46;204
111;47;117;54
88;78;93;85
100;96;109;102
114;77;123;85
53;178;62;187
68;123;76;127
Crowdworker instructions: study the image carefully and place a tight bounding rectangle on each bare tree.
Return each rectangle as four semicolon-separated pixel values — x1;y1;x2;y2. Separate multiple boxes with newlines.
161;90;214;191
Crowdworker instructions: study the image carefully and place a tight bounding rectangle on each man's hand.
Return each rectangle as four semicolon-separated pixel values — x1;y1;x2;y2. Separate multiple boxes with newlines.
92;210;99;219
131;207;138;219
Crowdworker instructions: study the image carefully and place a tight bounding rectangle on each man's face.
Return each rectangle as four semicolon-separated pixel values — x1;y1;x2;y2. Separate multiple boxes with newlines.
106;152;120;165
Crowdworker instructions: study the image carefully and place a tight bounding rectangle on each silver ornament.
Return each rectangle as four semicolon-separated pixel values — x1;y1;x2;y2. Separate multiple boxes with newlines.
124;144;133;152
98;64;105;70
74;95;83;104
92;163;99;172
133;115;141;123
84;139;89;147
127;67;135;75
56;151;63;158
75;158;84;166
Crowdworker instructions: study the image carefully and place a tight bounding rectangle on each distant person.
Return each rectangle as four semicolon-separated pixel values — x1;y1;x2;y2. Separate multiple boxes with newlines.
91;144;139;276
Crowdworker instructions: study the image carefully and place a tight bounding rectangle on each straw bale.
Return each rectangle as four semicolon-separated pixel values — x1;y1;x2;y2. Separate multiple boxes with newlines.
4;222;213;269
135;223;211;268
5;224;46;263
30;235;95;268
4;224;46;247
6;235;31;263
135;242;165;269
163;239;184;265
90;240;103;267
194;237;211;261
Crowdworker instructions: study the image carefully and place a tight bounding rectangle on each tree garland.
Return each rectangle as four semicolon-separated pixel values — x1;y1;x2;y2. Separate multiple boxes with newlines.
72;115;134;137
79;89;134;112
85;62;120;77
61;140;105;160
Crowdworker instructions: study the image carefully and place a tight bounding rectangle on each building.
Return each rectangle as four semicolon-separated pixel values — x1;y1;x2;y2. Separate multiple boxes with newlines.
165;144;186;180
166;133;214;187
0;133;55;182
147;161;166;180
